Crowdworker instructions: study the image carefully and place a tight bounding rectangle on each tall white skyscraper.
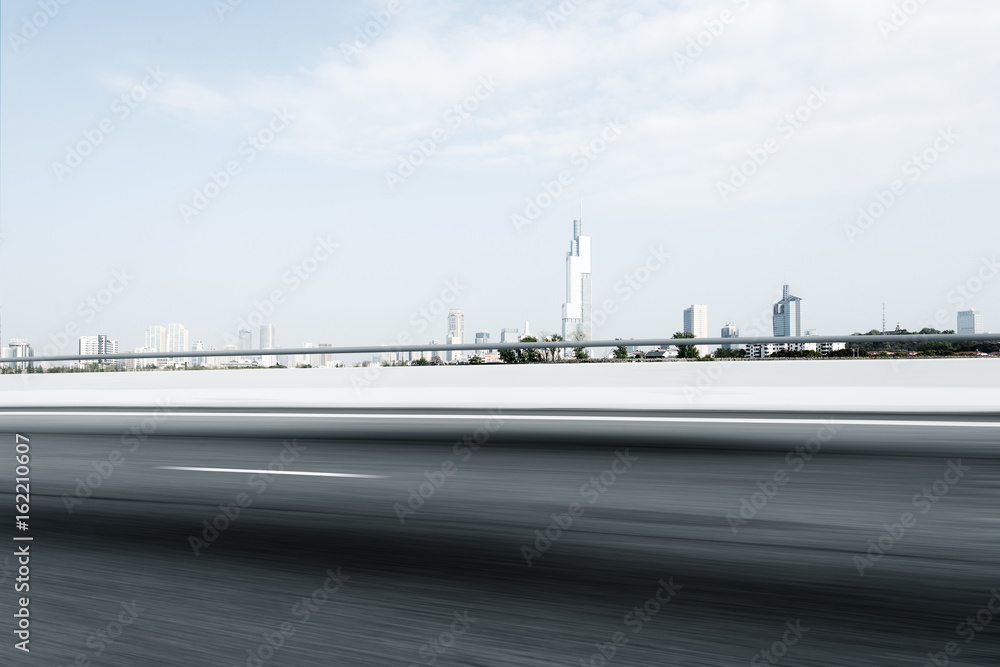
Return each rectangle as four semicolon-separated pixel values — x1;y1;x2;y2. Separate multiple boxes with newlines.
238;329;253;350
561;217;592;344
259;324;276;349
166;323;189;353
957;310;984;335
773;285;802;337
259;324;277;366
144;325;167;352
446;309;465;362
684;305;709;356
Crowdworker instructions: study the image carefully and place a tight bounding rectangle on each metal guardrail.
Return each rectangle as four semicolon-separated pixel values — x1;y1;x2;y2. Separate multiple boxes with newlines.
2;334;998;364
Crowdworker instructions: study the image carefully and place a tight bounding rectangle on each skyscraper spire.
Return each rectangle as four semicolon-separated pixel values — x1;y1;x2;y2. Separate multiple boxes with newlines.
562;216;592;345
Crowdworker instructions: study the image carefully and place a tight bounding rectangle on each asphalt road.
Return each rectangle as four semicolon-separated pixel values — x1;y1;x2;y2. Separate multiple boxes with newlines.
3;416;999;667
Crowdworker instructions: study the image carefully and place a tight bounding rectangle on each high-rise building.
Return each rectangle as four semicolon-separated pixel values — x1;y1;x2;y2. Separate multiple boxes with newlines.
773;285;802;337
166;323;189;353
317;343;335;368
79;334;119;356
475;331;491;355
500;328;520;343
2;339;34;370
144;325;167;352
684;305;709;356
447;309;465;362
259;324;277;366
561;217;592;345
79;335;119;367
721;322;739;350
238;329;253;350
957;310;985;335
191;340;206;366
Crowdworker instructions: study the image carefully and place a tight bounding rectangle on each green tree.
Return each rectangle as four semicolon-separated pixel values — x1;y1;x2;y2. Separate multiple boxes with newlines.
672;331;699;359
519;336;542;363
498;348;518;364
411;357;430;366
468;355;482;365
613;339;629;359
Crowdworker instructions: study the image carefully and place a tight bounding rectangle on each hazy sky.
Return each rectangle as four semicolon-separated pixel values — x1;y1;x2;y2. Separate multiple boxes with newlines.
1;0;998;356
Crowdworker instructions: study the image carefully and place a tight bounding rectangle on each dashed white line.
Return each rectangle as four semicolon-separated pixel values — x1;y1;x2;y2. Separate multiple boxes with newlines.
157;466;386;479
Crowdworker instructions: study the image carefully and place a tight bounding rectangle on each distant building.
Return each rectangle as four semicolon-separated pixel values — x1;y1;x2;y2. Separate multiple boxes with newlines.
500;328;520;343
561;218;592;345
2;339;33;370
166;323;189;353
475;331;492;356
191;340;206;367
721;322;739;350
79;335;118;356
644;347;679;359
446;309;465;362
957;310;985;335
317;343;336;368
144;325;167;352
684;304;709;357
773;285;802;337
259;324;277;367
79;335;119;368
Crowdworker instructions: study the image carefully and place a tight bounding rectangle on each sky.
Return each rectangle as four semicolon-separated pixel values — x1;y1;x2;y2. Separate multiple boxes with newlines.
1;0;998;357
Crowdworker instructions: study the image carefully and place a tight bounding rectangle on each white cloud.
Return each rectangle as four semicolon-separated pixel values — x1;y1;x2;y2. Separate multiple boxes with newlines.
145;0;1000;207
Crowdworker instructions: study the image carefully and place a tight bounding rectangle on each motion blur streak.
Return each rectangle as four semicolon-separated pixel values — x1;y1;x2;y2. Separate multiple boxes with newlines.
1;360;998;666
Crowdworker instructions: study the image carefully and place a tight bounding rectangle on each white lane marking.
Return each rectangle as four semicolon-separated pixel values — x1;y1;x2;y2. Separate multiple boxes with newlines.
157;466;386;479
3;411;1000;428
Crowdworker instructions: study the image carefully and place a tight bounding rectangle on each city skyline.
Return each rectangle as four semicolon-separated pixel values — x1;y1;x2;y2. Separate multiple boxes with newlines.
2;2;997;357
